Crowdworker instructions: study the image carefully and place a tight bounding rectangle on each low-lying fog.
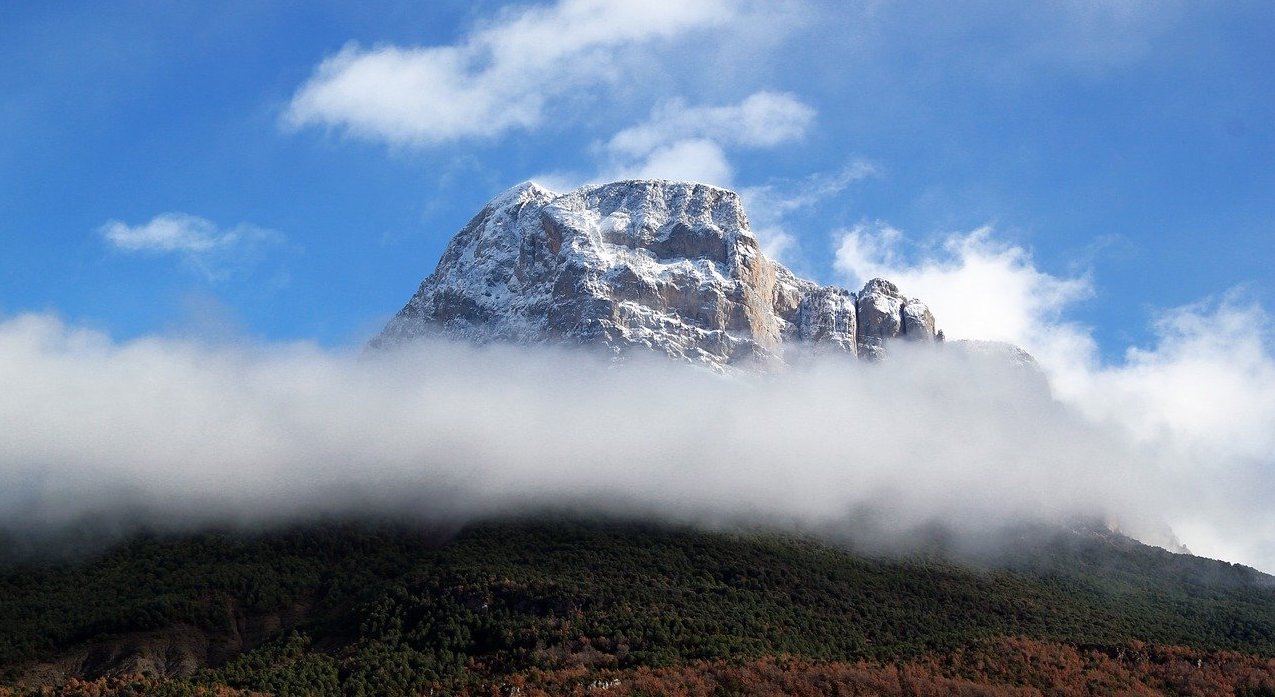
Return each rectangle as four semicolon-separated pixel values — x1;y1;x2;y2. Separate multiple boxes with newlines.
2;304;1271;571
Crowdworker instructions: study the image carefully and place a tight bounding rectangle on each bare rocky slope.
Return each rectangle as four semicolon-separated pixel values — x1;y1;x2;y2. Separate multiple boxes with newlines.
375;180;939;368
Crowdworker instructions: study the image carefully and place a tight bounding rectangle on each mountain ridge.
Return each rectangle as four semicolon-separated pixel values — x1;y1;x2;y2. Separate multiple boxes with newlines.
375;179;941;369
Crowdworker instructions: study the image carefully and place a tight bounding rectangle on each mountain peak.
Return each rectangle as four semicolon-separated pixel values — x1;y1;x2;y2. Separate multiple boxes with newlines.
487;180;556;209
376;180;940;369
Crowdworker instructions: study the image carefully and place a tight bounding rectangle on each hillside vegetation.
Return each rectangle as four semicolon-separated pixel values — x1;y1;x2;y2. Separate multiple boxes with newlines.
2;517;1274;695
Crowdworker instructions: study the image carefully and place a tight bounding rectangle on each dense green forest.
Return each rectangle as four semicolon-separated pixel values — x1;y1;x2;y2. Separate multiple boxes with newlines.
2;516;1274;695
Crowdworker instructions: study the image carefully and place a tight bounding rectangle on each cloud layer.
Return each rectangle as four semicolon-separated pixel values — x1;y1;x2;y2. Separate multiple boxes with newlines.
3;304;1269;570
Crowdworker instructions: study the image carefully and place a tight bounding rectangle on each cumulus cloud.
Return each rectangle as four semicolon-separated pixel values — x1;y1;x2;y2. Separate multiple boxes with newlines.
1085;297;1275;459
284;0;741;146
835;224;1092;361
100;213;283;280
834;223;1275;569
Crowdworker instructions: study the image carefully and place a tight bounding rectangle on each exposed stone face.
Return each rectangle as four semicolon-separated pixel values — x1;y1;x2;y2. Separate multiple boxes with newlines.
376;180;940;370
852;278;938;358
902;302;937;342
793;287;857;354
855;278;906;358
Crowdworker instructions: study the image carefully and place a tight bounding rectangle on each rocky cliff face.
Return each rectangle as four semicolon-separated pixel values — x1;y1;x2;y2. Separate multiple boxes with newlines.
855;278;938;359
376;180;939;369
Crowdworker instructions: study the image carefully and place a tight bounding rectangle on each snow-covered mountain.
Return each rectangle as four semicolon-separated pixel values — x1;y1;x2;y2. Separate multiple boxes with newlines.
375;180;939;369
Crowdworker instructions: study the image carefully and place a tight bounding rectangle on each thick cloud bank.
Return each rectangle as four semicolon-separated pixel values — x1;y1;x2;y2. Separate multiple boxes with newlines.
2;310;1248;567
837;225;1275;571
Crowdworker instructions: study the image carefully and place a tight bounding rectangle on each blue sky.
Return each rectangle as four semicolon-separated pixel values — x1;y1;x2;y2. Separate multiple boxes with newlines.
2;0;1271;353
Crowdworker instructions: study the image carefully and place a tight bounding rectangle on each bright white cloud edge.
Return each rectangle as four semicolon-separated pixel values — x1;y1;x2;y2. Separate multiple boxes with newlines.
835;223;1275;569
284;0;738;146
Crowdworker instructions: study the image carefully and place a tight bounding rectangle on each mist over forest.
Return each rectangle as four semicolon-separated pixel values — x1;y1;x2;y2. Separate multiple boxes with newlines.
2;310;1261;570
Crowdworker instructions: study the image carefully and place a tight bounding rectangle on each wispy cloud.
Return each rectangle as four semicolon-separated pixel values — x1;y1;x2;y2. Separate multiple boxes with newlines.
99;213;282;280
284;0;741;147
597;92;815;186
740;160;879;262
606;92;815;157
535;91;818;191
607;138;736;188
809;1;1190;85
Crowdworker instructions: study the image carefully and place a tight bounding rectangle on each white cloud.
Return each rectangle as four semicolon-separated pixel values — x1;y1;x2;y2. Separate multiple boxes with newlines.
613;138;735;186
1069;298;1275;569
835;224;1093;361
0;313;1164;556
285;0;738;146
605;91;815;157
537;91;818;190
1077;296;1275;463
102;213;228;253
833;222;1275;568
99;213;282;280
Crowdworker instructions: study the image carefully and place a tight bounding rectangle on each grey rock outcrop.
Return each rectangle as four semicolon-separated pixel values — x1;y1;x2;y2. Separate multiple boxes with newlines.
794;287;858;352
376;179;940;370
855;279;937;359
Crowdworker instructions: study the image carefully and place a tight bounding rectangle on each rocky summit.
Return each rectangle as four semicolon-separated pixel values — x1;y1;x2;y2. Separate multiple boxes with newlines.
376;179;939;369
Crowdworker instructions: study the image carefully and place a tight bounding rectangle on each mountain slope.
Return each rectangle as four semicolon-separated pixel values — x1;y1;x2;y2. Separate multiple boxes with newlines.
375;180;938;368
3;518;1274;695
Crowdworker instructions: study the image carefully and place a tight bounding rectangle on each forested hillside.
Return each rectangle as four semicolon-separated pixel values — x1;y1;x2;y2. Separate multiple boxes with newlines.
2;517;1274;695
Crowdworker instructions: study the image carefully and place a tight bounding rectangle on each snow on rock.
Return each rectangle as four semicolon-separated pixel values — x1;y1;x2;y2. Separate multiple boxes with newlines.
902;302;937;342
853;278;937;359
376;179;941;371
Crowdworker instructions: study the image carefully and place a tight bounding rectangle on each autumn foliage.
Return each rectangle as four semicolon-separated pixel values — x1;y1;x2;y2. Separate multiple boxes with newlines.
450;638;1275;697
